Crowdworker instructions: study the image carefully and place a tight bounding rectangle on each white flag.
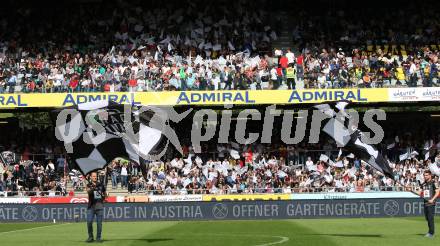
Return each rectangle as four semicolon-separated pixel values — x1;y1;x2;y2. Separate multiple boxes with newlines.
429;162;440;176
228;41;235;51
319;154;329;162
277;170;287;178
195;156;203;167
184;154;193;164
387;143;395;149
230;150;240;160
399;152;409;161
238;166;248;175
212;44;222;51
335;160;344;168
425;151;431;161
168;43;174;52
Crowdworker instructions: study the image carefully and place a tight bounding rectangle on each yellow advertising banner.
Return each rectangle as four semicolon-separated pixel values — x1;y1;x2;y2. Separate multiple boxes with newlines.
202;194;291;202
0;88;391;108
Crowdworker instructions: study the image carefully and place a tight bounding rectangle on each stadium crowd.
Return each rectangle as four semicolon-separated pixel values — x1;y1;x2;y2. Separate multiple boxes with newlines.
1;125;439;196
120;142;440;195
0;0;439;93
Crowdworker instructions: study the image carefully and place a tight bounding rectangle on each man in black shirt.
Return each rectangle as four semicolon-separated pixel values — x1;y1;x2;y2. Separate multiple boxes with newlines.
420;170;440;238
86;172;107;243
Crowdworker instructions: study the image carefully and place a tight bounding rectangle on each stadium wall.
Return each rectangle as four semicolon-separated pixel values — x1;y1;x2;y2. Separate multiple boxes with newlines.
0;195;432;222
0;192;420;204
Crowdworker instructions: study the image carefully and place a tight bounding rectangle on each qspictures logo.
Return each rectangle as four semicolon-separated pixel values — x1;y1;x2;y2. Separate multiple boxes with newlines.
54;103;386;161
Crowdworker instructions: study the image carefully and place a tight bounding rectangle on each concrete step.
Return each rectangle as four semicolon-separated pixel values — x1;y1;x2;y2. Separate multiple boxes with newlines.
272;10;295;52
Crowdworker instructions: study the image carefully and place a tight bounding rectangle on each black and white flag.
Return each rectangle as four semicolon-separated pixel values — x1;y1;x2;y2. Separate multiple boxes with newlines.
0;151;17;166
52;101;190;175
314;101;394;178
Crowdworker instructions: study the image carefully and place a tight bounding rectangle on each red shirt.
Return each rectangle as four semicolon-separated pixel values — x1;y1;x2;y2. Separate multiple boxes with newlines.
259;59;268;69
69;79;79;89
22;148;30;160
245;149;253;164
28;81;35;90
280;56;288;68
297;55;304;66
128;79;137;87
276;67;283;76
356;185;365;192
35;60;43;70
182;145;189;156
104;83;111;92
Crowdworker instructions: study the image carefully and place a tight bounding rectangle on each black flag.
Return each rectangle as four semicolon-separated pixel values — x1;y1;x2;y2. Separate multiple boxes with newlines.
0;151;17;166
345;129;394;178
51;101;167;176
315;101;394;178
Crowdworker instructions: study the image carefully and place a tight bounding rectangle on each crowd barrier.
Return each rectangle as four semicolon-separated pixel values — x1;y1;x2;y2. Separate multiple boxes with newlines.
0;87;439;108
0;198;434;222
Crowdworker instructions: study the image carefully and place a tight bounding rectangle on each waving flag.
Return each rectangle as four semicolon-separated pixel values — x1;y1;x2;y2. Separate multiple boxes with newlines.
52;101;190;175
0;151;17;166
314;101;394;178
346;129;394;178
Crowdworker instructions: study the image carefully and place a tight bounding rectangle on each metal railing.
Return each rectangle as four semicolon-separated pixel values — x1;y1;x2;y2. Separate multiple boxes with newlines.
0;186;415;198
100;184;420;195
126;185;416;195
10;146;432;166
16;153;67;163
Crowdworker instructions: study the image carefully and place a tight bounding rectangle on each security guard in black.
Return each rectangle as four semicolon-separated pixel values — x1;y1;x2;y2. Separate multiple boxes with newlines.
421;170;440;237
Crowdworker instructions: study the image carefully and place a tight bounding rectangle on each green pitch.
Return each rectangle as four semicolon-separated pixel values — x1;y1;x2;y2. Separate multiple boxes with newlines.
1;217;439;246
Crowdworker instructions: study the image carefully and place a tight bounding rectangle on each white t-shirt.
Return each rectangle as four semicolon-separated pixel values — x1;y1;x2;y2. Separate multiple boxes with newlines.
212;77;220;89
318;75;327;85
286;52;295;64
121;167;128;176
409;63;417;75
270;68;277;80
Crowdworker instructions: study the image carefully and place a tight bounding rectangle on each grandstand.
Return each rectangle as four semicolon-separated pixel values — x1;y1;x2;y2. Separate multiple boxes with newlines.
0;0;438;93
1;101;440;197
0;0;440;245
0;0;439;202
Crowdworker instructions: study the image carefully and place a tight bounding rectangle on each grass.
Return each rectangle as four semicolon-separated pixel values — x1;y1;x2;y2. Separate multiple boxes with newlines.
0;217;439;246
